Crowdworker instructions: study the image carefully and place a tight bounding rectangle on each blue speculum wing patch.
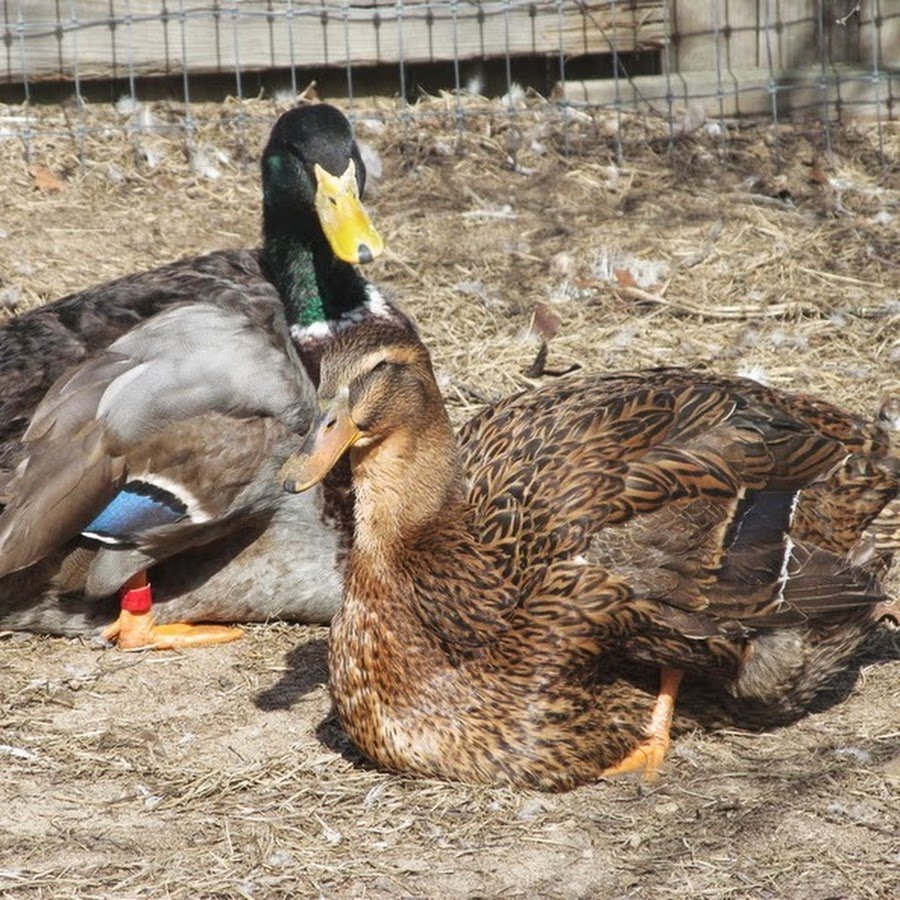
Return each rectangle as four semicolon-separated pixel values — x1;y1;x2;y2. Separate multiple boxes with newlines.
82;481;188;543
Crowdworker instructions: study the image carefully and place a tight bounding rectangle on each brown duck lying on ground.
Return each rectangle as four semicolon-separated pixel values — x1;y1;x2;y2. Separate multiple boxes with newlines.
280;319;899;791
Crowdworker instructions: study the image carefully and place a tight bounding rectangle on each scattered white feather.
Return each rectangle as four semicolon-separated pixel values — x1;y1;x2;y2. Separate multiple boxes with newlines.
706;121;724;138
671;742;703;763
465;73;484;96
105;163;125;185
136;784;162;809
611;326;638;348
826;174;887;201
190;144;227;180
136;103;156;131
549;252;575;278
0;286;22;309
872;209;894;226
461;204;516;220
357;139;382;181
501;82;526;108
548;279;573;304
561;105;592;124
674;101;706;136
597;165;620;190
0;744;40;761
826;799;879;828
516;796;552;820
767;328;808;351
273;88;297;105
358;117;386;135
454;280;494;307
363;782;387;809
115;94;139;116
318;817;343;845
510;160;537;176
431;139;454;156
736;363;771;386
593;246;669;289
823;363;873;380
833;746;873;765
138;140;163;169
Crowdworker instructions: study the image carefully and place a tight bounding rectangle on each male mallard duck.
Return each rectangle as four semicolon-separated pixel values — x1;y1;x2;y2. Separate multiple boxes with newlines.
0;103;411;649
280;320;899;791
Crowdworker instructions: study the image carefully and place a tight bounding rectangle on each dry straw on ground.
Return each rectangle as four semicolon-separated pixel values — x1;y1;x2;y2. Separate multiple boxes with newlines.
0;94;898;898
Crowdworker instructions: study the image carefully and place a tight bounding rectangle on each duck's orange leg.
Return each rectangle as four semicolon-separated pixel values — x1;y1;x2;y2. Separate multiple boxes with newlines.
101;571;242;651
602;667;684;781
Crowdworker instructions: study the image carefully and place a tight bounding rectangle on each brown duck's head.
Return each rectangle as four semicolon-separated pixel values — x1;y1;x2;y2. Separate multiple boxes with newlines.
281;323;445;493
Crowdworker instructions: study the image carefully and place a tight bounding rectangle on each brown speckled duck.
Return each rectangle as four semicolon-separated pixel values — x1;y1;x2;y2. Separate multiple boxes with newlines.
280;320;898;791
0;104;413;649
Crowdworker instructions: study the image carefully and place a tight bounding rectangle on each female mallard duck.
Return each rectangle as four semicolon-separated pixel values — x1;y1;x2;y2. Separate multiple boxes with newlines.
280;320;899;791
0;103;411;649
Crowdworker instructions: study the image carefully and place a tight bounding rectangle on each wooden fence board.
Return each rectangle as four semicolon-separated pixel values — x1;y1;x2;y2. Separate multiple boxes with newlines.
557;64;899;121
2;1;665;84
673;1;900;74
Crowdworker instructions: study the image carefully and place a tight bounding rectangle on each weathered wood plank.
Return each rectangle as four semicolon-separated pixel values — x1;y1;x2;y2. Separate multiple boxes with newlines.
673;1;900;75
1;1;665;84
671;0;760;72
556;64;899;121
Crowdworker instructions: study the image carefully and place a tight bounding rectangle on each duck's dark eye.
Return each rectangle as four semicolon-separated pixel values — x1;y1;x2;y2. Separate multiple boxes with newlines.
328;196;338;206
371;359;390;375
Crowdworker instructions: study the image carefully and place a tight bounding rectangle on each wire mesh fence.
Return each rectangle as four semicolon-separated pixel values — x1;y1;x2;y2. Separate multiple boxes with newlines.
0;1;897;165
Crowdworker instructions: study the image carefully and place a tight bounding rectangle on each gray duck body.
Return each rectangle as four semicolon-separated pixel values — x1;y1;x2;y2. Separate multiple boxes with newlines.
0;251;347;635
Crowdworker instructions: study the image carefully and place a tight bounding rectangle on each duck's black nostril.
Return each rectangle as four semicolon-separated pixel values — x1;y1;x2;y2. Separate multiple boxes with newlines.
357;244;373;264
283;479;297;493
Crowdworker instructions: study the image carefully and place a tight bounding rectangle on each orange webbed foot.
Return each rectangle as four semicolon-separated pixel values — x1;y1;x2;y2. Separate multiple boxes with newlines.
102;608;242;650
602;667;684;782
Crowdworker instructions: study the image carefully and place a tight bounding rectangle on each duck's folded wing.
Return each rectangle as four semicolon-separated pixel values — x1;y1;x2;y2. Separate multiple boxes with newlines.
0;249;273;466
0;301;313;579
586;395;895;662
465;374;895;636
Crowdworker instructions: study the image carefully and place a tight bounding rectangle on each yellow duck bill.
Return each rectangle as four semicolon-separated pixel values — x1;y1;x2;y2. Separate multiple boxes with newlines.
314;160;384;265
281;392;362;493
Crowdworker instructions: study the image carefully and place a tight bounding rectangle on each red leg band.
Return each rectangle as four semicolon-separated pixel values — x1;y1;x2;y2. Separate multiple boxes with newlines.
120;584;153;613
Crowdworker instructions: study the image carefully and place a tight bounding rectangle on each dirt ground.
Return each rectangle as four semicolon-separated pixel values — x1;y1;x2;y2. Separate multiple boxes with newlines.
1;94;899;898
